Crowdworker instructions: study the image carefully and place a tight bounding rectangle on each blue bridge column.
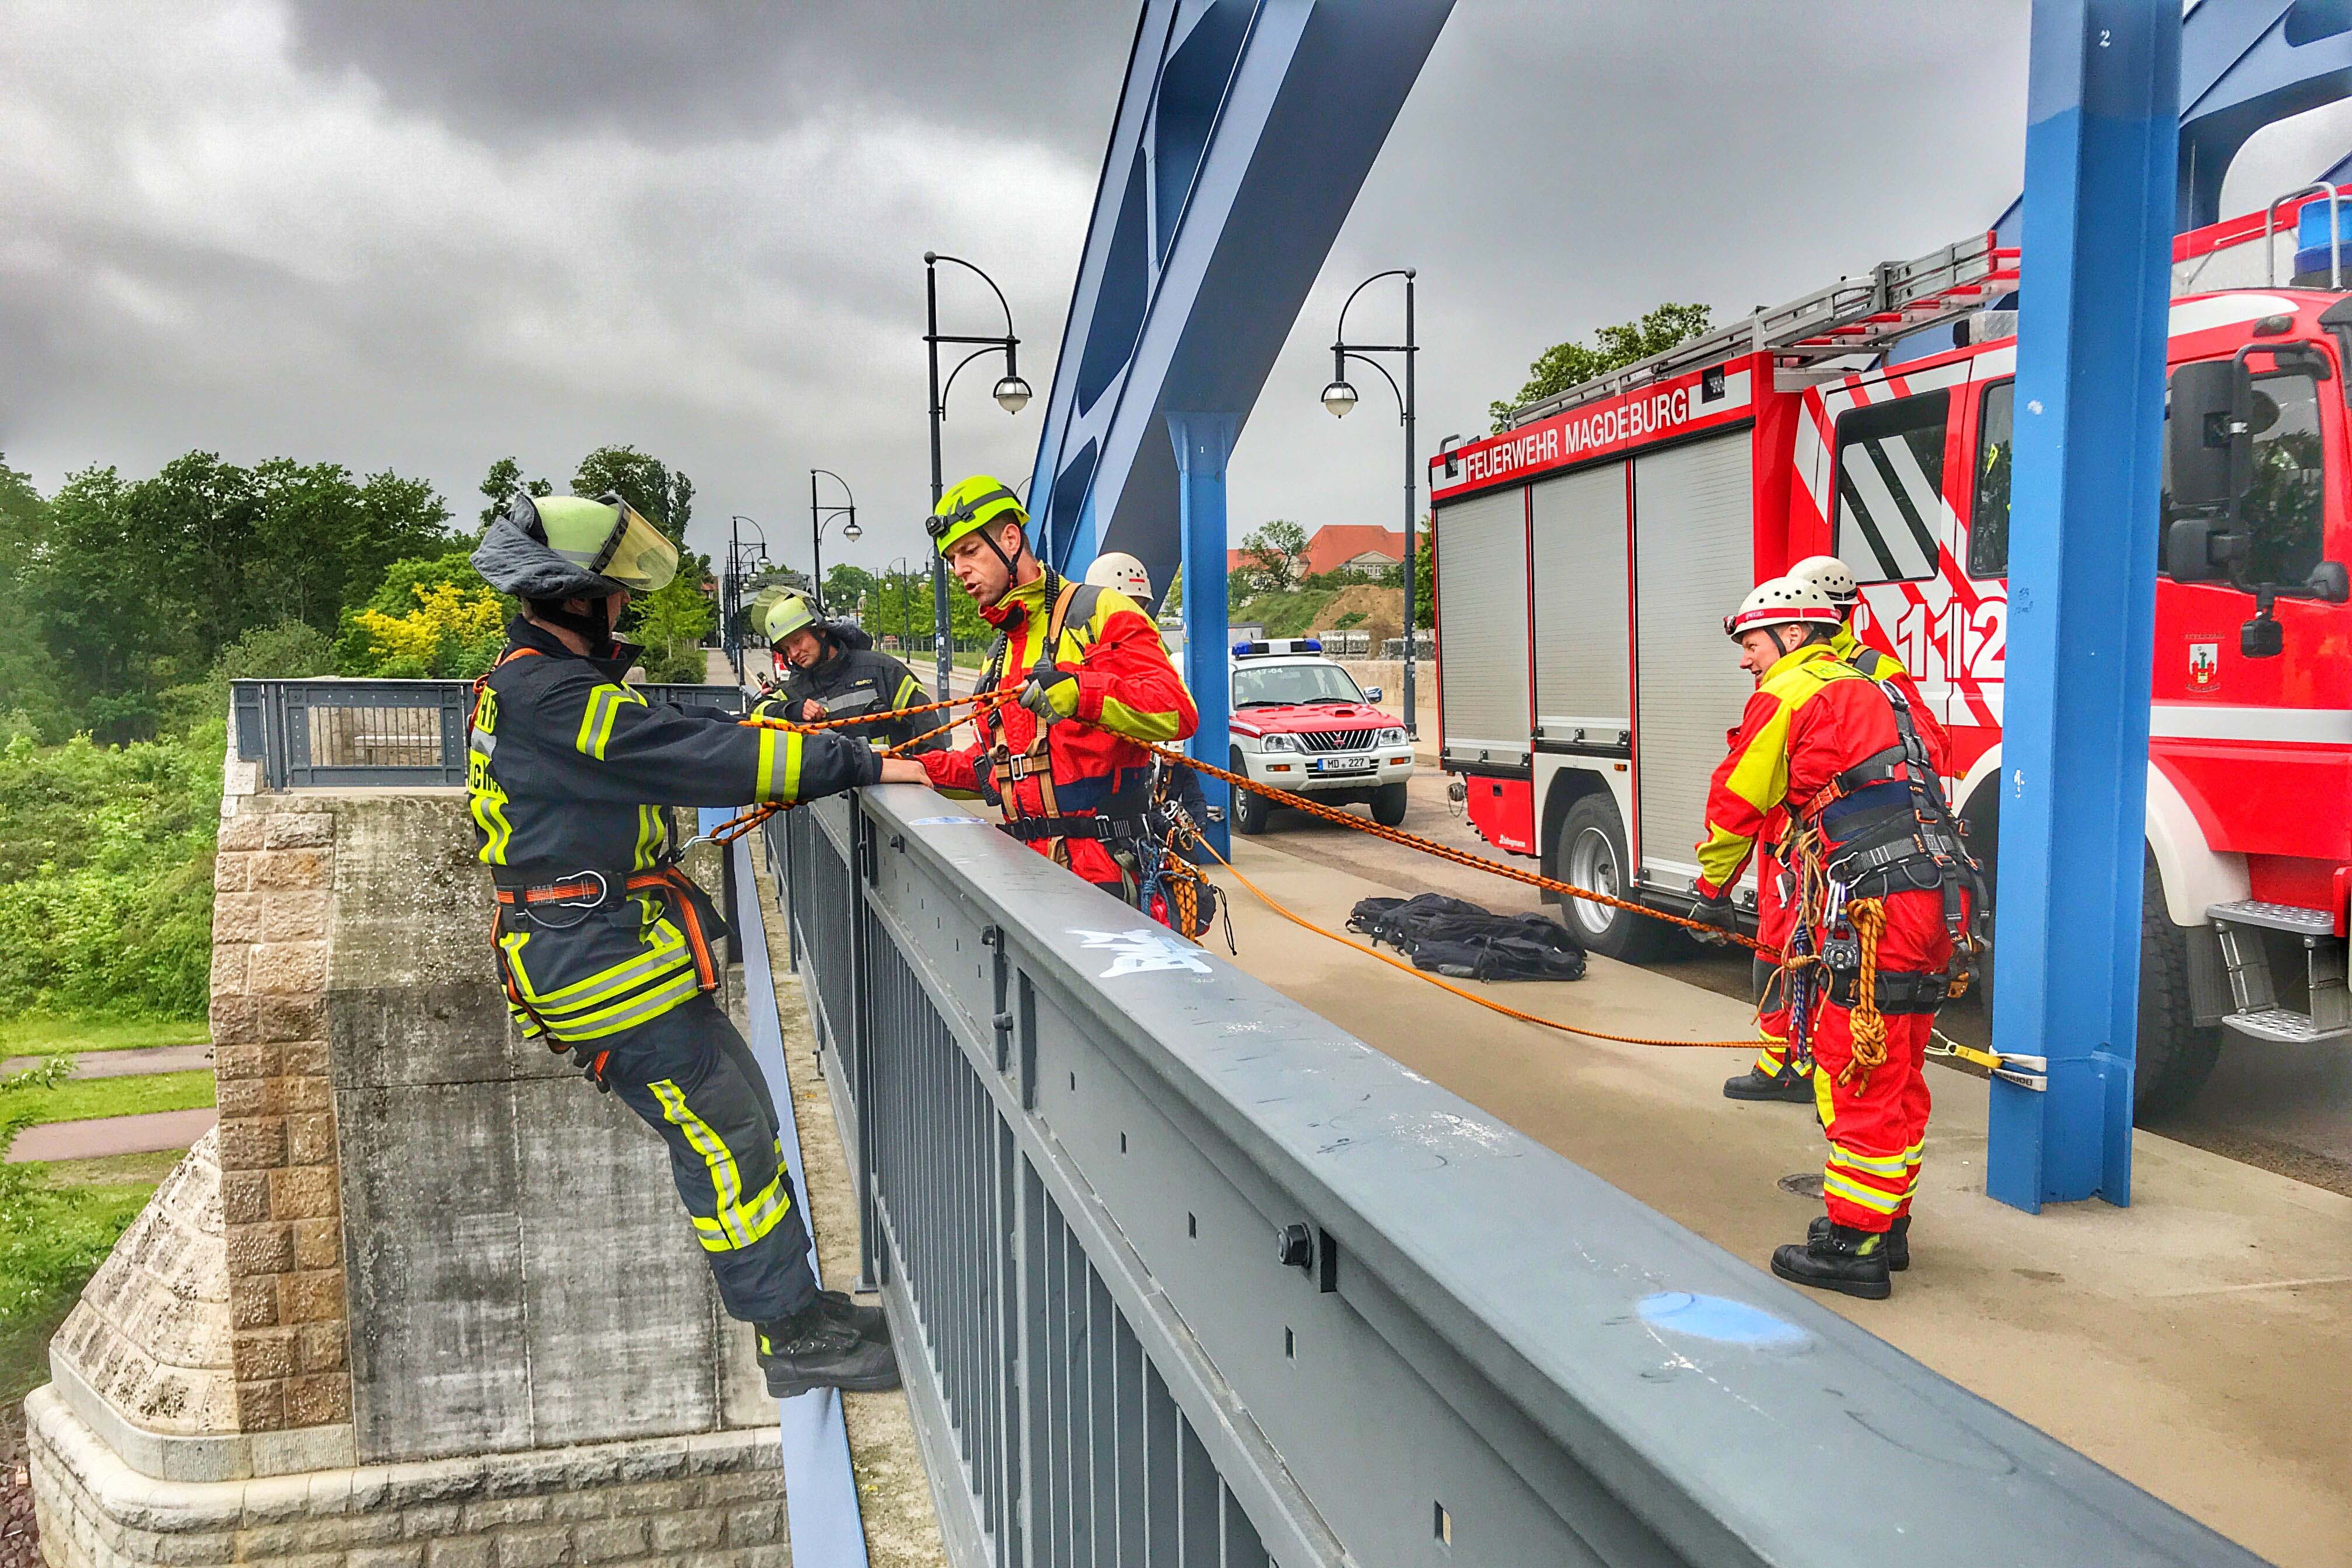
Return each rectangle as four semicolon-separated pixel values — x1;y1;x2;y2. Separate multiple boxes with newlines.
1989;0;2181;1213
1169;411;1237;863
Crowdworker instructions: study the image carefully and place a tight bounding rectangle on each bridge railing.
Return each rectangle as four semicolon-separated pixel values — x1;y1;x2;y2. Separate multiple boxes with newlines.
765;783;2253;1568
231;677;742;790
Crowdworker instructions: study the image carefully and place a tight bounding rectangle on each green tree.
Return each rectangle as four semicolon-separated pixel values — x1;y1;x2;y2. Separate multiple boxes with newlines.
1237;520;1308;593
1413;520;1434;630
634;575;716;683
478;456;552;528
1489;302;1714;430
573;444;694;542
335;548;515;678
0;457;68;740
822;564;878;618
11;453;450;740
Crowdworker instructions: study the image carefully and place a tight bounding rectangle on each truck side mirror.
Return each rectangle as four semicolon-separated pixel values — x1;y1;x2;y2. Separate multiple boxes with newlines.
2309;561;2351;604
1362;686;1382;703
2168;358;2253;511
2165;517;2224;582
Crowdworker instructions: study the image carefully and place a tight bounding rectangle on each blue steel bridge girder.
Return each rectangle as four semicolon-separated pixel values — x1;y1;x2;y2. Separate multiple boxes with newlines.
1990;0;2352;243
1991;0;2182;1212
1024;0;1451;785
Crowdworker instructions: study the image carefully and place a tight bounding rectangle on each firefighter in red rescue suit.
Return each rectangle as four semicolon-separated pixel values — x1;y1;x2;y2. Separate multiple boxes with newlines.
1721;554;1951;1105
922;475;1199;900
1689;576;1979;1298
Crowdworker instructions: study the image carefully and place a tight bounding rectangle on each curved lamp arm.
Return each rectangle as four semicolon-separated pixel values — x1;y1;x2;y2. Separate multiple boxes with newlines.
1340;349;1404;414
926;251;1018;341
1335;266;1416;345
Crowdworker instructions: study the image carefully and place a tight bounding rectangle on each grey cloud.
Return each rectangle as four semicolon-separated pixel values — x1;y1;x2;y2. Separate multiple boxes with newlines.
283;0;1133;154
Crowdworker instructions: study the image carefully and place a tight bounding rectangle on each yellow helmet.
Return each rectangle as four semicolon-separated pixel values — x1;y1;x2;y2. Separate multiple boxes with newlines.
926;474;1027;556
473;491;679;599
760;592;819;644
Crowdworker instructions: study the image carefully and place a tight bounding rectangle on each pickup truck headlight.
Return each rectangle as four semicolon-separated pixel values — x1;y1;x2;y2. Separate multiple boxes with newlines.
1257;733;1301;754
1375;727;1408;747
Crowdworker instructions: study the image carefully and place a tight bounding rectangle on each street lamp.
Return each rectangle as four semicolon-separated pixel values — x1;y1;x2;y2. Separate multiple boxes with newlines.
724;514;769;684
925;250;1027;698
807;469;861;612
1322;267;1420;736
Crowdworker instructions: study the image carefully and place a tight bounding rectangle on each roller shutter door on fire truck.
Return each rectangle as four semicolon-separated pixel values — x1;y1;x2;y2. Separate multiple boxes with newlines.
1436;484;1532;768
1632;432;1756;888
1530;461;1629;743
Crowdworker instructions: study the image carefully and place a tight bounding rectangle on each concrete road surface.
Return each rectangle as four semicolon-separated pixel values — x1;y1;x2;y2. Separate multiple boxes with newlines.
1212;822;2352;1567
1238;761;2352;1195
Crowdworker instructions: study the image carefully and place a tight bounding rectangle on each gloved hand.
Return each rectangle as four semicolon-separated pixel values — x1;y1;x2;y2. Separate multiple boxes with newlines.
1018;667;1082;726
1688;888;1738;944
569;1042;613;1094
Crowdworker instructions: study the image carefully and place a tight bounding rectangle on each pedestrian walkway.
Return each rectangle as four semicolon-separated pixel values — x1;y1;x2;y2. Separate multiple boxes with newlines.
1211;838;2351;1568
1;1045;213;1080
6;1109;218;1164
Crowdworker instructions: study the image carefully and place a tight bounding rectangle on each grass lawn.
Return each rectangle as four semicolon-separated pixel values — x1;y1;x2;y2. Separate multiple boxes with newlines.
0;1160;170;1460
4;1070;216;1128
0;1016;208;1055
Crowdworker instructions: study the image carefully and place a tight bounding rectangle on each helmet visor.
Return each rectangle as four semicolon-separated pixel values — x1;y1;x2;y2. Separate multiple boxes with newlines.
596;502;680;592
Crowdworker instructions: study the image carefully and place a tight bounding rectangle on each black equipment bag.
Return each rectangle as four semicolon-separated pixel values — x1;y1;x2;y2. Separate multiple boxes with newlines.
1346;894;1587;983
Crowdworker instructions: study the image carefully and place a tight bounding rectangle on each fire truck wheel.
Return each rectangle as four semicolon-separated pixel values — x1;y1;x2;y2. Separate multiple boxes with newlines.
2135;860;2223;1118
1553;794;1674;962
1230;750;1270;835
1370;782;1409;827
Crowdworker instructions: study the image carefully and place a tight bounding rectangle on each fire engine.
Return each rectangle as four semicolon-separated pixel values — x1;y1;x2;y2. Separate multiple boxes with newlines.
1432;191;2352;1113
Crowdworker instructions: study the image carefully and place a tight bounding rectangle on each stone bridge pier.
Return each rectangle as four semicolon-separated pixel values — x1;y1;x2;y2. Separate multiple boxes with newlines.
24;754;790;1567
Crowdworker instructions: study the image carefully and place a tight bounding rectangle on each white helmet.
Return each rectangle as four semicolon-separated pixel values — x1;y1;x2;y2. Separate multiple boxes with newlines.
1085;550;1152;603
1787;554;1860;609
1724;576;1843;638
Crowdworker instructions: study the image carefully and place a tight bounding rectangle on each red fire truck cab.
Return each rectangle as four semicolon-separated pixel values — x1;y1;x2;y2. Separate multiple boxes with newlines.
1433;214;2352;1113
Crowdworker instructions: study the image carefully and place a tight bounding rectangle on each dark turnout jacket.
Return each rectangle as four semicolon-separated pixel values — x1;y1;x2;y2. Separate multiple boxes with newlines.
467;616;878;1041
749;623;941;752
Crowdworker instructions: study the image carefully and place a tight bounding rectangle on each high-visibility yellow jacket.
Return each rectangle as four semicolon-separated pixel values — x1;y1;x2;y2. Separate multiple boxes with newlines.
922;573;1196;885
1693;643;1905;901
1831;624;1950;776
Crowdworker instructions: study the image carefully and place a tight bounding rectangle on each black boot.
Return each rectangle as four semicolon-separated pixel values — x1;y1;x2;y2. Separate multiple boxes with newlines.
757;1298;901;1398
1811;1213;1908;1270
813;1288;891;1343
1771;1222;1893;1300
1723;1064;1814;1102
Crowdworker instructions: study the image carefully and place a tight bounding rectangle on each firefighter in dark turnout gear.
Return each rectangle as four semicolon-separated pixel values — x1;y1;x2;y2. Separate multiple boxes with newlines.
747;592;941;753
469;493;928;1396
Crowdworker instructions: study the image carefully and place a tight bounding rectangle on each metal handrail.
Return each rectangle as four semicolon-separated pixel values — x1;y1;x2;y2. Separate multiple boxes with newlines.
771;785;2261;1568
231;677;744;790
2264;180;2343;288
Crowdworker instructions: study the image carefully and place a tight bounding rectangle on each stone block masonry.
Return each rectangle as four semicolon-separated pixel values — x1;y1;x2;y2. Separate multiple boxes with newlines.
209;796;354;1440
28;1385;788;1568
27;745;781;1566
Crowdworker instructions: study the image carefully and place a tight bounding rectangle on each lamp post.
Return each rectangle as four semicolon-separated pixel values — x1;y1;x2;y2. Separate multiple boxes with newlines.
724;514;769;684
807;469;862;614
1320;268;1420;735
925;250;1032;697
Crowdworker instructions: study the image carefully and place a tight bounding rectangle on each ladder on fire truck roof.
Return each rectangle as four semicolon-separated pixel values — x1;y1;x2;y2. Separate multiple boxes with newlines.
1507;230;2022;428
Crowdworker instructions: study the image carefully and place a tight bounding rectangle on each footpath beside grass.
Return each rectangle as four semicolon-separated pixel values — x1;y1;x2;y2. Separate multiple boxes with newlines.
0;1017;208;1055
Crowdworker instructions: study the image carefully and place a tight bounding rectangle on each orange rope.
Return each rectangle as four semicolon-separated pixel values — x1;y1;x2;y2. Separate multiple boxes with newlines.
710;692;1012;846
1188;828;1757;1050
1149;744;1776;957
1838;897;1889;1088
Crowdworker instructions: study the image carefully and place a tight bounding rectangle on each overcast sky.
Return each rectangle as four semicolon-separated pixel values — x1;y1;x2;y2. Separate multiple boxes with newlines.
8;1;2352;578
